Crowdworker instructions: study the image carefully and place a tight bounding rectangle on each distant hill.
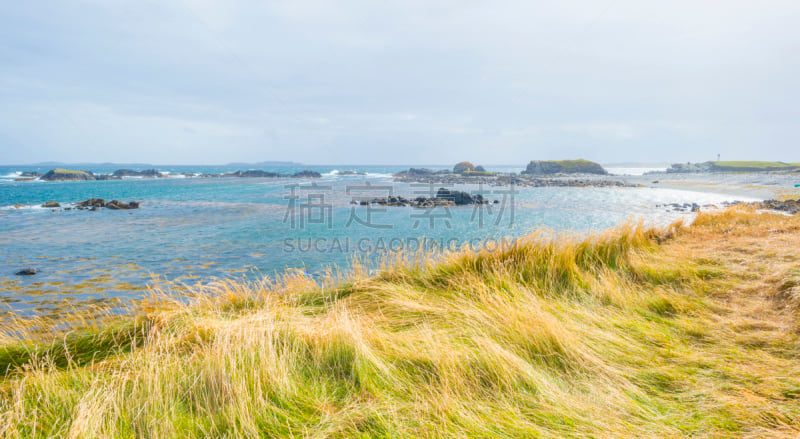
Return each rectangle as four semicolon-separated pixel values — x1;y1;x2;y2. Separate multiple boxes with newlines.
225;161;303;167
30;162;155;168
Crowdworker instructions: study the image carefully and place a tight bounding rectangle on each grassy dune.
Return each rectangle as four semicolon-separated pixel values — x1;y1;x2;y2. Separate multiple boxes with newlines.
1;208;800;437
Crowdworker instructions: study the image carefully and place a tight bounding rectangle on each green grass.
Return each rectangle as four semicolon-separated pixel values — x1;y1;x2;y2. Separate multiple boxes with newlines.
710;161;800;170
1;210;799;437
547;159;601;169
51;168;92;175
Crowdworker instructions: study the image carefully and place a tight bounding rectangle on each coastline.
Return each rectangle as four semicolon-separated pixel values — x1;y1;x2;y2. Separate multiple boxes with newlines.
1;207;799;436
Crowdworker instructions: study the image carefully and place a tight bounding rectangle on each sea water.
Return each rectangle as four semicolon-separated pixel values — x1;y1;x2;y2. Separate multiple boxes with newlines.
0;165;759;317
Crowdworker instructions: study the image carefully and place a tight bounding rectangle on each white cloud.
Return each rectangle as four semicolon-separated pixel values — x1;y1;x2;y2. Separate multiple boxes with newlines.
1;0;799;164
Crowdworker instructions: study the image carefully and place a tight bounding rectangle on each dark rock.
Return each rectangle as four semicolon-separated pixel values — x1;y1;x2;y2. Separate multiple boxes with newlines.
15;268;38;276
41;201;60;208
225;170;280;178
105;200;139;210
523;159;607;175
435;188;480;205
40;169;96;181
77;198;106;208
292;170;322;178
112;169;163;178
474;165;487;172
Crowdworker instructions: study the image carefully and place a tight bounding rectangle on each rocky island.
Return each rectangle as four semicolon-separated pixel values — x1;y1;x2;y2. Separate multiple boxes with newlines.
522;159;608;175
393;159;639;188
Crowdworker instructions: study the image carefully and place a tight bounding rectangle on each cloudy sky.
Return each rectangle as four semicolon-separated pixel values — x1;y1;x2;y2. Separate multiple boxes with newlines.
1;0;798;165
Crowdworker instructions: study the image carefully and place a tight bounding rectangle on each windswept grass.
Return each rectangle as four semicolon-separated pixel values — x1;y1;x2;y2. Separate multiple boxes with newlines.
1;208;799;437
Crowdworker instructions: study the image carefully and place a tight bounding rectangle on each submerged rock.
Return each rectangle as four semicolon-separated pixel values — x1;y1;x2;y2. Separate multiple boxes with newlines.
15;268;38;276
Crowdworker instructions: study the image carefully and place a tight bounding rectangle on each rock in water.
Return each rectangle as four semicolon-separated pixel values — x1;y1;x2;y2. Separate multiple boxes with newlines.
40;169;97;181
41;201;60;208
112;169;163;178
292;170;322;178
105;200;139;210
77;198;106;208
15;268;38;275
523;159;607;175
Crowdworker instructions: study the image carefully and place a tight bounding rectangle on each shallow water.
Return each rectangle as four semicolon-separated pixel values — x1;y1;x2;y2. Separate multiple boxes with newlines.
0;165;761;317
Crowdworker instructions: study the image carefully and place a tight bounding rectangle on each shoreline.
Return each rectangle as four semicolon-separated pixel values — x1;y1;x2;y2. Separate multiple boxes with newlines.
1;207;799;436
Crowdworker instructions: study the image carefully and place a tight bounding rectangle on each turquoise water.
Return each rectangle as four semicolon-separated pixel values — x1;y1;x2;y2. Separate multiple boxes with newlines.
0;165;755;317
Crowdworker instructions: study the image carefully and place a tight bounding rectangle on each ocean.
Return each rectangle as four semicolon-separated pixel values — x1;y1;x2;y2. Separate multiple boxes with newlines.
0;164;757;318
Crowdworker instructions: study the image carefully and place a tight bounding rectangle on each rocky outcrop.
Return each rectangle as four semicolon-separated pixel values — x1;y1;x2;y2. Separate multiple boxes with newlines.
75;198;139;210
354;188;489;208
214;169;322;178
666;162;713;173
750;199;800;215
112;169;163;178
523;159;607;175
40;169;96;181
453;161;475;174
41;201;60;208
16;171;42;180
292;170;322;178
434;188;486;205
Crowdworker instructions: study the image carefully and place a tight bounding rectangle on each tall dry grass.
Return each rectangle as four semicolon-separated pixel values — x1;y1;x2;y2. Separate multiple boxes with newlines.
0;208;799;438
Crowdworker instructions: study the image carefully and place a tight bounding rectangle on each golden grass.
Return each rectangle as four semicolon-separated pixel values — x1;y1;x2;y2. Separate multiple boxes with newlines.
0;207;799;437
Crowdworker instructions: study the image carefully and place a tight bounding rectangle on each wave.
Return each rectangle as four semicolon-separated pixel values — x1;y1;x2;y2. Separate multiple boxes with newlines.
1;203;49;211
0;171;22;179
322;170;394;179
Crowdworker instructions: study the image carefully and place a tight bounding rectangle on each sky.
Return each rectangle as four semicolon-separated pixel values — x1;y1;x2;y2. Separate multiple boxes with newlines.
1;0;799;165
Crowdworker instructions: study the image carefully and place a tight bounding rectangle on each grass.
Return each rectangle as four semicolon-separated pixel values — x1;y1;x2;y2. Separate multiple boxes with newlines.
51;169;92;175
546;159;602;170
1;208;800;437
710;161;800;170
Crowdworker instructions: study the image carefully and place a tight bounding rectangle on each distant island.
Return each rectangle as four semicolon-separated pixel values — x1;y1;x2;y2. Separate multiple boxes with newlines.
667;161;800;173
522;159;607;175
224;161;303;167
